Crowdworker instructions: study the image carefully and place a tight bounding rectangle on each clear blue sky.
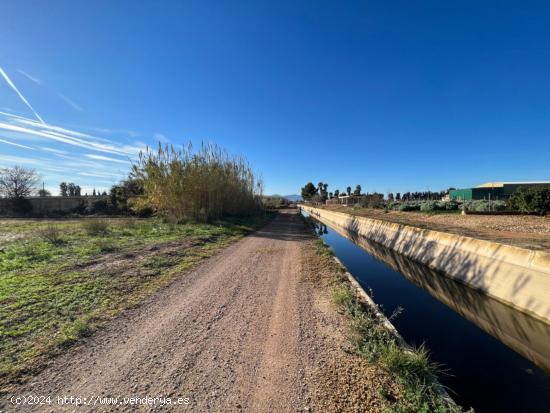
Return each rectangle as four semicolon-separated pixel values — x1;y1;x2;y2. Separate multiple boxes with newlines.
1;1;550;195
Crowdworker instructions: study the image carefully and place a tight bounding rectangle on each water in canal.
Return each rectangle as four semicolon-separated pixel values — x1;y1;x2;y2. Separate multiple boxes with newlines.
307;215;550;412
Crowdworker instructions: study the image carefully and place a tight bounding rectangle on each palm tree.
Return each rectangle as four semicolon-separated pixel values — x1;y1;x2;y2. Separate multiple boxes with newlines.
346;186;351;196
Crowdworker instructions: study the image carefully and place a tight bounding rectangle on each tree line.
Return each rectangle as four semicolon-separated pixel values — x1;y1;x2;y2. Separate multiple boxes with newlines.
301;181;364;202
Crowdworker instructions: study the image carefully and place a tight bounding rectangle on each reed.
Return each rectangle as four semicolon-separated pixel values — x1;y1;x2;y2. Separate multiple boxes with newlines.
132;142;263;222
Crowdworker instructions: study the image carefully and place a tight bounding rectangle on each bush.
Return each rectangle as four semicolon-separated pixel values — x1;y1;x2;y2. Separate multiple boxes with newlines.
491;200;507;211
39;225;64;245
82;219;110;236
420;201;443;212
445;201;459;211
6;198;33;216
465;200;507;213
398;203;420;211
87;199;110;215
508;187;550;215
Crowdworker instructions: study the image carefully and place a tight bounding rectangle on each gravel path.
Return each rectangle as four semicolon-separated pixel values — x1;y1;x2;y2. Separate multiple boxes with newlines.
3;210;389;413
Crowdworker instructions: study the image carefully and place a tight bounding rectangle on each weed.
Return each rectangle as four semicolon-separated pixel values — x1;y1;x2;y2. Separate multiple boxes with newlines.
39;225;65;245
82;219;110;236
314;239;333;256
58;318;93;347
332;283;355;308
118;218;138;232
94;239;117;253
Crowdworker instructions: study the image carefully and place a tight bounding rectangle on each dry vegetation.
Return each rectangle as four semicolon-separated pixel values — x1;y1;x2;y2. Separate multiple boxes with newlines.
131;143;263;222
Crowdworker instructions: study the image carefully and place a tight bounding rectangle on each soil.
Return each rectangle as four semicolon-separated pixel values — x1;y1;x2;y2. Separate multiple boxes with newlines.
326;206;550;251
2;210;391;412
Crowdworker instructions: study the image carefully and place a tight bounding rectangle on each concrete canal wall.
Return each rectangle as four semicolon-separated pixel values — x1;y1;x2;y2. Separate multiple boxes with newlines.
301;205;550;324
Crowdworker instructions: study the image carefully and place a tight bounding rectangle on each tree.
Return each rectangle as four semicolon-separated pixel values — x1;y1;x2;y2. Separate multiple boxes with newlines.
92;188;96;196
301;182;317;200
334;189;340;198
110;178;144;212
38;188;51;197
328;192;333;199
508;186;550;215
75;185;81;196
396;192;401;201
59;182;68;196
316;182;328;202
354;184;362;196
0;166;39;198
346;186;352;196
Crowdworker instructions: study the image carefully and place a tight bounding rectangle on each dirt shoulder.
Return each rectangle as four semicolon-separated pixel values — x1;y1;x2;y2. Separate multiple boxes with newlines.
323;205;550;251
2;210;393;412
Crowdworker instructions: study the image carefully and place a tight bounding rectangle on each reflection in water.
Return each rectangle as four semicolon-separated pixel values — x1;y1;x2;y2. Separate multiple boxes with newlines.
304;212;550;412
340;224;550;373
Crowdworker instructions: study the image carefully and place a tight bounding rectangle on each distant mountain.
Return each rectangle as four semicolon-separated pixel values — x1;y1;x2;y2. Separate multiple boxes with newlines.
284;194;302;202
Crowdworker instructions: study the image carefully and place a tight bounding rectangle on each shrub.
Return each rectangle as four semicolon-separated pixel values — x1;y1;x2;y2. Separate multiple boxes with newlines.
491;200;507;212
508;186;550;215
465;200;507;213
39;225;64;245
399;203;420;211
87;199;110;215
469;201;486;212
445;201;459;211
420;201;453;212
82;219;110;236
7;198;33;216
420;201;440;212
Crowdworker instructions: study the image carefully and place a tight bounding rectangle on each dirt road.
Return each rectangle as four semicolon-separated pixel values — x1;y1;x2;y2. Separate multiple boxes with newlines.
4;210;389;413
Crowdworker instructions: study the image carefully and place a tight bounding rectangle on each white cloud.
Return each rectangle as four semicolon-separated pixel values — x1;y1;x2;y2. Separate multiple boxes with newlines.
0;117;143;157
0;154;47;166
78;171;126;178
0;137;33;150
0;66;45;124
41;147;68;155
85;154;131;164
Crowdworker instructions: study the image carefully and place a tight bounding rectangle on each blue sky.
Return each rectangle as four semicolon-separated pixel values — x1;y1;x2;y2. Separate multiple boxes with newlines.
1;1;550;196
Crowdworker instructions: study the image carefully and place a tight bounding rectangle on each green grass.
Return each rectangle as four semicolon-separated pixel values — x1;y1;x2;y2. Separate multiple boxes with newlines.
0;213;273;392
308;233;466;413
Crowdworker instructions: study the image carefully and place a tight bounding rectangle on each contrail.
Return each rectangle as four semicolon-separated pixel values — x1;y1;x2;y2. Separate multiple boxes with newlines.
0;66;46;125
0;137;34;150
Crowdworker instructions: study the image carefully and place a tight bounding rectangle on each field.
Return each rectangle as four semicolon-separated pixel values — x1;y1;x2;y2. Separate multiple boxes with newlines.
0;214;270;392
324;205;550;251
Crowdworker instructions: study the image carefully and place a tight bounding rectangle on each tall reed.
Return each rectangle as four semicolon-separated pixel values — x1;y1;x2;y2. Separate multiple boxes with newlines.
132;143;263;222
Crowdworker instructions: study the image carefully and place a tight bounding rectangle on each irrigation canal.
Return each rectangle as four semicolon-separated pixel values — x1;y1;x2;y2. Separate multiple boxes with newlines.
305;213;550;412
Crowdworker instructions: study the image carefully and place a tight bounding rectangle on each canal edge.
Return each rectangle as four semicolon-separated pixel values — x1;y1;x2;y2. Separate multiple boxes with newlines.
329;251;459;408
301;205;550;325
